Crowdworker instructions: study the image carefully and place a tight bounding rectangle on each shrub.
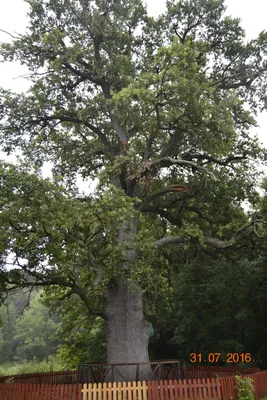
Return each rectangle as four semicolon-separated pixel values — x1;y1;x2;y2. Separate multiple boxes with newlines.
235;375;255;400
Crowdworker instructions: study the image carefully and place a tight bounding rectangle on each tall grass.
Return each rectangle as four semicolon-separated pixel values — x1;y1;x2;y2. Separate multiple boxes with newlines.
0;356;63;376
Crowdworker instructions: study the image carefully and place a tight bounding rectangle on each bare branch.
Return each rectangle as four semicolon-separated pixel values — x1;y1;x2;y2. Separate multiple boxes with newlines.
155;236;185;248
137;156;219;182
172;15;204;44
33;113;110;148
15;70;57;79
155;223;255;249
141;185;188;206
0;28;21;40
211;70;264;89
180;151;248;167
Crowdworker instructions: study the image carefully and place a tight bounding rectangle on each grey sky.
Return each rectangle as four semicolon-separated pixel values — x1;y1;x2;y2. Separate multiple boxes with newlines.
0;0;266;173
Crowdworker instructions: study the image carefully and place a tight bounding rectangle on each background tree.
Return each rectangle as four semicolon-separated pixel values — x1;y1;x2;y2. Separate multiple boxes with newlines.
0;303;17;362
0;289;60;365
1;0;267;380
14;292;60;361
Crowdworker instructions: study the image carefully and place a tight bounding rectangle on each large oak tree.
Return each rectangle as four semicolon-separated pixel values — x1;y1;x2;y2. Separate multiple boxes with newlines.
1;0;267;380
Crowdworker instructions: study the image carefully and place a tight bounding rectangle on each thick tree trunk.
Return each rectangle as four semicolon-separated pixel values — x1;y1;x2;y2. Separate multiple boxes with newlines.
103;279;153;382
102;208;154;381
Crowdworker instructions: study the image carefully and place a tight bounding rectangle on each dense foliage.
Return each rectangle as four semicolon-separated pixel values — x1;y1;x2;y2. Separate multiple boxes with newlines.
0;289;60;364
1;0;267;375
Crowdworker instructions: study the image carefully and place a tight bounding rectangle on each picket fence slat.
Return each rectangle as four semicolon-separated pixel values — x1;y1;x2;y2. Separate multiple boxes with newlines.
245;370;267;400
146;377;223;400
81;380;148;400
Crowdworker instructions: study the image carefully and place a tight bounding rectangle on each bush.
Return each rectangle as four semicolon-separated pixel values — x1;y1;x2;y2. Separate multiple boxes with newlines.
235;375;255;400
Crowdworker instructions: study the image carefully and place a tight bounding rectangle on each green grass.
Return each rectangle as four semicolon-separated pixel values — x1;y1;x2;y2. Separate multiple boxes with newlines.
0;357;63;376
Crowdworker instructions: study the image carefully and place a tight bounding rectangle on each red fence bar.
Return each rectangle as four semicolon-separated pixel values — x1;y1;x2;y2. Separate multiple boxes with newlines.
147;377;222;400
0;374;267;400
219;375;236;400
0;383;82;400
1;367;267;400
246;370;267;400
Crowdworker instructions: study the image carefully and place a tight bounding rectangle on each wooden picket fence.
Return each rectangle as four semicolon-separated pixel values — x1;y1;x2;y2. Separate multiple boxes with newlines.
148;378;222;400
1;370;267;399
215;371;267;400
219;376;236;400
82;381;148;400
248;370;267;400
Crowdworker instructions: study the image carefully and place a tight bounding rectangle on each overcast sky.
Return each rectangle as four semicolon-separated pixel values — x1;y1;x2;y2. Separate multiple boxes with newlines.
0;0;267;180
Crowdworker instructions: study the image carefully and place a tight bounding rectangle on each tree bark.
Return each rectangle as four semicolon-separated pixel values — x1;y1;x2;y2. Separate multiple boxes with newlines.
103;279;152;382
102;213;153;381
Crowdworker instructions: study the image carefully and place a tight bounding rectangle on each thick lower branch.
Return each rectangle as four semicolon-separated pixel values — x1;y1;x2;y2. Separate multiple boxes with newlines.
4;270;103;317
159;129;183;158
136;157;219;182
155;224;255;250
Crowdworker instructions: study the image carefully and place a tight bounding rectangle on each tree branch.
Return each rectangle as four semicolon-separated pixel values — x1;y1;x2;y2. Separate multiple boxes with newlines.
5;269;103;317
141;185;188;206
34;114;110;148
137;156;219;182
179;151;248;167
159;129;183;158
254;219;267;238
155;223;256;249
141;205;183;227
62;60;101;85
183;205;217;224
211;70;264;90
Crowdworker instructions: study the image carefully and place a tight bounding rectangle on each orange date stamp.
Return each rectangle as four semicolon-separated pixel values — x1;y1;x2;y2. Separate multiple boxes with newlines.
190;353;252;363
